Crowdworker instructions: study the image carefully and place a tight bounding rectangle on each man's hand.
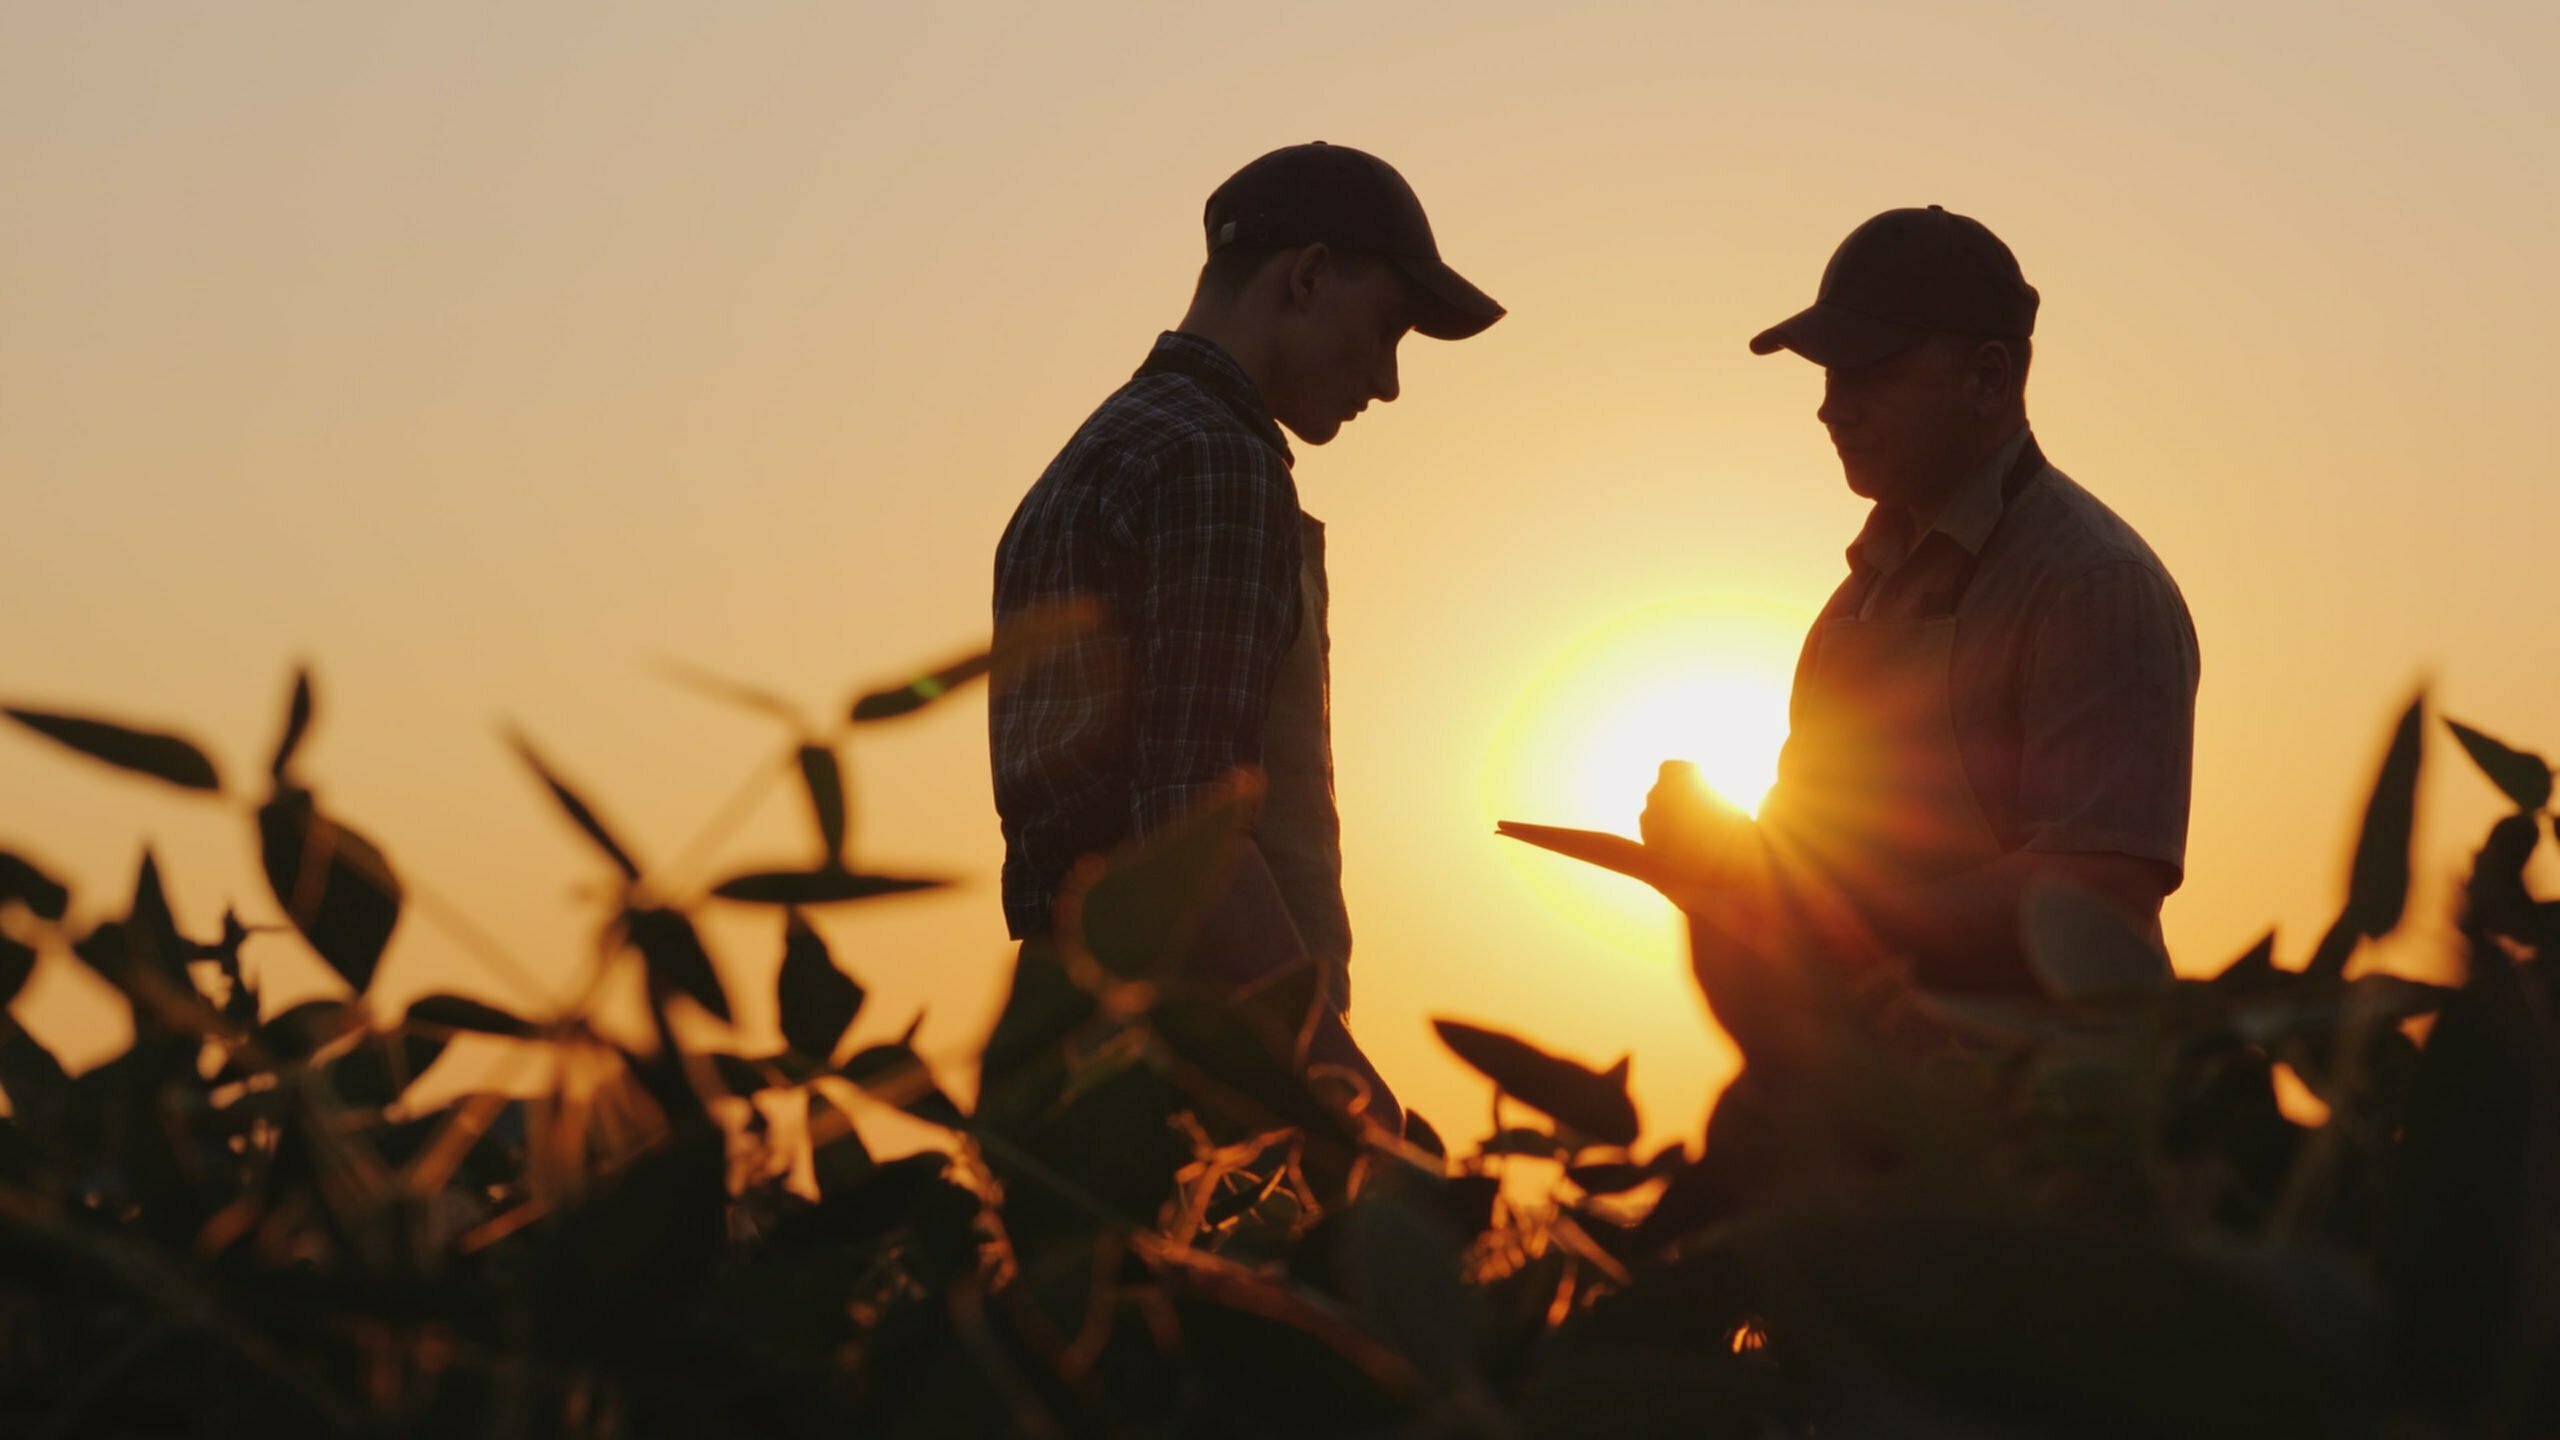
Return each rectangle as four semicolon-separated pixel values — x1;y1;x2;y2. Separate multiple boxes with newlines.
1639;761;1758;895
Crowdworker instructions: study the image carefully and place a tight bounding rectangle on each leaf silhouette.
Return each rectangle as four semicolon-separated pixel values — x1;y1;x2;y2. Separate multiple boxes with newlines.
504;729;642;881
257;790;403;994
624;906;730;1023
2445;718;2552;812
709;1051;782;1098
840;1041;963;1127
1330;1168;1480;1388
73;854;222;1047
332;1029;449;1109
270;667;314;781
1403;1109;1448;1162
805;1089;875;1200
1150;984;1352;1143
2021;881;2174;1003
405;992;537;1039
0;852;70;922
1478;1126;1569;1160
651;654;807;729
0;1024;69;1137
776;912;862;1062
797;744;848;863
4;706;221;792
0;935;34;1007
850;598;1100;722
710;865;944;905
1566;1161;1651;1195
1433;1019;1640;1147
2210;930;2281;991
1076;778;1259;980
2309;694;2424;978
2225;972;2455;1048
259;998;365;1062
850;651;992;722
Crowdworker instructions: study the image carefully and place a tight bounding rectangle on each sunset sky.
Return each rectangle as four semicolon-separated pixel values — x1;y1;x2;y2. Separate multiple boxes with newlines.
5;2;2555;1148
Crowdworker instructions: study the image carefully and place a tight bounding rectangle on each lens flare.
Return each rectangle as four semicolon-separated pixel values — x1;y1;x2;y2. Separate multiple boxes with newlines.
1482;597;1800;959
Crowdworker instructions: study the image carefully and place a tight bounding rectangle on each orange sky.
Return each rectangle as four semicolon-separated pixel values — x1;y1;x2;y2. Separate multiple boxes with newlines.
5;2;2556;1149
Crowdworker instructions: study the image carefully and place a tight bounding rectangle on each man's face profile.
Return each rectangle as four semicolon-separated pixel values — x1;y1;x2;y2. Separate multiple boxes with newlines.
1815;335;1978;505
1264;247;1414;446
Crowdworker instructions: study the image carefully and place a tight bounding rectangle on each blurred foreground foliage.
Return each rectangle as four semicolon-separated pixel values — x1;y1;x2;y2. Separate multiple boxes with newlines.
0;654;2554;1438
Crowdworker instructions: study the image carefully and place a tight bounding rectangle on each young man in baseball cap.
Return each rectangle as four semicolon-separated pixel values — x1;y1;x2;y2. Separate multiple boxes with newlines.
991;143;1503;1133
1645;206;2199;995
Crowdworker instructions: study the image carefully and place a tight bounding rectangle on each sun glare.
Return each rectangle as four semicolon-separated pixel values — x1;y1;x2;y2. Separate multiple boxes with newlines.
1483;598;1801;959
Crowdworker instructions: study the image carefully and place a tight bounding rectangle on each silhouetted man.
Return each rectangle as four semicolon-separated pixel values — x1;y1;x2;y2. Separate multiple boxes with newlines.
1646;206;2198;992
991;143;1503;1129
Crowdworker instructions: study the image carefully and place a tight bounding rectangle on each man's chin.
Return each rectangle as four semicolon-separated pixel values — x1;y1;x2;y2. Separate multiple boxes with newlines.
1280;415;1343;446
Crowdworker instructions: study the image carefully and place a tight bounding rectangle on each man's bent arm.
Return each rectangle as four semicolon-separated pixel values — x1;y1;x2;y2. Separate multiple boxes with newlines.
1125;432;1302;836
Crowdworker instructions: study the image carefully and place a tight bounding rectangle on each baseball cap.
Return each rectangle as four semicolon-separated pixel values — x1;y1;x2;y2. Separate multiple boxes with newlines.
1750;205;2038;368
1204;142;1505;341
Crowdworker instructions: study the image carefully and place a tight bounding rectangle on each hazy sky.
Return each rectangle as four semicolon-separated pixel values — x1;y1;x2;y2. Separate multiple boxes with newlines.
6;1;2555;1147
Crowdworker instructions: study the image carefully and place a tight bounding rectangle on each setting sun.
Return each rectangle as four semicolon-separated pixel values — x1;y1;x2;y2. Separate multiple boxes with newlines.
1483;597;1801;957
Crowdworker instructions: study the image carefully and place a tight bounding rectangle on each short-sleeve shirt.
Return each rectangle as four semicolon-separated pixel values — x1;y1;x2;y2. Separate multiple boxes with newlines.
1797;431;2201;887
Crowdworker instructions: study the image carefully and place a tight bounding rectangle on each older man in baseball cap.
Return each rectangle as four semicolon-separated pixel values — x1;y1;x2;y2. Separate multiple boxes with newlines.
1648;206;2200;993
991;144;1503;1135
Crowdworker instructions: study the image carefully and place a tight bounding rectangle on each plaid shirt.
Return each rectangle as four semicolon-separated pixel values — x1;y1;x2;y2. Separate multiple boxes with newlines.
991;332;1304;939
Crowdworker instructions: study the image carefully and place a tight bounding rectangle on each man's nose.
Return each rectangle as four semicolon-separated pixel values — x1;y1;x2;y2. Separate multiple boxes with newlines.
1816;380;1849;429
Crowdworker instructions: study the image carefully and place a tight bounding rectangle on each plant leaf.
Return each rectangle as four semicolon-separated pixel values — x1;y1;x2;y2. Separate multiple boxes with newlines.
405;992;537;1039
710;866;944;905
797;744;848;864
2345;694;2425;938
650;654;807;729
0;1023;70;1137
1566;1161;1652;1195
0;851;70;922
1433;1019;1640;1147
840;1042;963;1127
805;1089;875;1200
4;707;221;792
2445;718;2552;812
331;1029;449;1109
624;906;729;1023
850;651;992;722
1150;982;1353;1144
256;790;403;994
850;599;1100;723
1403;1109;1448;1163
259;998;365;1062
269;667;314;781
1075;779;1259;980
504;729;642;881
0;935;35;1008
776;912;862;1062
1477;1126;1569;1159
2210;930;2281;991
708;1051;781;1098
2021;881;2174;1003
1329;1167;1481;1388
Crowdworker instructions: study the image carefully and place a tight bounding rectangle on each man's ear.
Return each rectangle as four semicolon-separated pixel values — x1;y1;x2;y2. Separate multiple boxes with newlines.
1967;340;2019;418
1282;243;1332;313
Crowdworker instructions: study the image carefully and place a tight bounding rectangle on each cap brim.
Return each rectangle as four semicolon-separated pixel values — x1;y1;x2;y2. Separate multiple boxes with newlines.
1390;254;1505;340
1748;302;1925;368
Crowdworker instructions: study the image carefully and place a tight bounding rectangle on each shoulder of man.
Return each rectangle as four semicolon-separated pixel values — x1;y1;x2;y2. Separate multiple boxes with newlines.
2013;460;2189;601
1066;367;1258;457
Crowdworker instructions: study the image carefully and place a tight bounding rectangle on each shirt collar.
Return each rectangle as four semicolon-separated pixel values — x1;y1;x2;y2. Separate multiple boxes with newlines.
1846;427;2034;577
1137;331;1295;470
